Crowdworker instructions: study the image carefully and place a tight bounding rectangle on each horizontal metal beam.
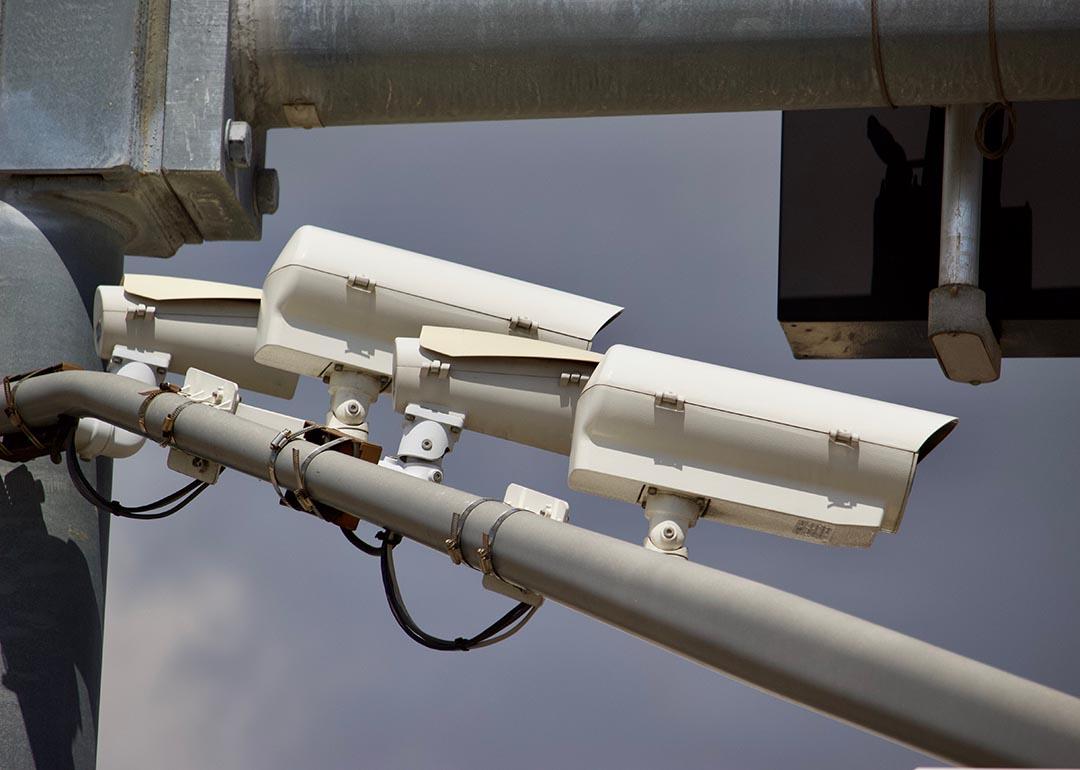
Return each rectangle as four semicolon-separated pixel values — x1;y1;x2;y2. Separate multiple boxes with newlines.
232;0;1080;128
5;370;1080;766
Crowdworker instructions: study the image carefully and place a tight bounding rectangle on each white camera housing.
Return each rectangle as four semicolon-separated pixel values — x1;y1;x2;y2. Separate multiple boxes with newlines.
254;226;622;380
94;275;299;398
393;327;601;455
568;346;957;547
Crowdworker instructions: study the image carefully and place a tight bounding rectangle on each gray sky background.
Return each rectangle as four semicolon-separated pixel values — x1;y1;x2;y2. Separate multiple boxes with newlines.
99;112;1080;769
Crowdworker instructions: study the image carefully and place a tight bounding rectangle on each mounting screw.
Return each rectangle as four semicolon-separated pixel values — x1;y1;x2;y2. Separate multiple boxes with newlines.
225;120;253;168
432;470;443;483
192;457;206;469
421;438;433;450
255;168;280;215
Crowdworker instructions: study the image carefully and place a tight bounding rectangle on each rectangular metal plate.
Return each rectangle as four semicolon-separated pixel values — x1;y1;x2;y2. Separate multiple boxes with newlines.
778;101;1080;358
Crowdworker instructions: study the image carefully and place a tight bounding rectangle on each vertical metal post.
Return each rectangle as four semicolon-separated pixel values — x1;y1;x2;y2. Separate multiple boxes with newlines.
0;200;122;770
938;104;984;288
928;104;1002;384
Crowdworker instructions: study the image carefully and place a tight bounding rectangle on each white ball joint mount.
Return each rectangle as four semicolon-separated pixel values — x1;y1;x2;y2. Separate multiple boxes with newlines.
378;404;464;483
642;488;708;559
324;365;386;441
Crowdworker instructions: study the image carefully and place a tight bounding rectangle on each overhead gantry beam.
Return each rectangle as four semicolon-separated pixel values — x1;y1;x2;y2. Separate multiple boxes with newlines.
232;0;1080;128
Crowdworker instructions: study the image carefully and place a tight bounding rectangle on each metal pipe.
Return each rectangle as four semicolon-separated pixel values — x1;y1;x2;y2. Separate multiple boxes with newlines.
0;202;122;770
232;0;1080;128
939;104;984;286
4;370;1080;765
928;102;1001;383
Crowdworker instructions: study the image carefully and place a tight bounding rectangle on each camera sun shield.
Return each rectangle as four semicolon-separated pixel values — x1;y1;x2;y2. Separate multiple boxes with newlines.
568;345;957;547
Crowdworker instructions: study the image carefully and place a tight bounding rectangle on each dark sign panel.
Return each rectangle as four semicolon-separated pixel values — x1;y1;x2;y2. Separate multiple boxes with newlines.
779;101;1080;359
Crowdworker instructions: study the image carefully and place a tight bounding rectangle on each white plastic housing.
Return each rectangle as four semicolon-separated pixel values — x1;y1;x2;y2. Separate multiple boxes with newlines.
393;327;602;455
94;275;298;398
74;360;158;460
569;346;957;547
255;226;622;379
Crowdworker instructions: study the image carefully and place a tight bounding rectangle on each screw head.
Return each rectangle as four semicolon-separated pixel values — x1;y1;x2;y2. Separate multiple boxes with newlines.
421;438;433;450
225;120;253;168
192;457;206;469
431;470;443;483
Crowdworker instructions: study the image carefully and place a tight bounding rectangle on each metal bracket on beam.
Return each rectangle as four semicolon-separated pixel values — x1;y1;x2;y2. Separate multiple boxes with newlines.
0;0;277;257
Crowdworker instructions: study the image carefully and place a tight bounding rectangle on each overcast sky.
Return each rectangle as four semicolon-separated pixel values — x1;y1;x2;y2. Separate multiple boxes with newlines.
99;112;1080;769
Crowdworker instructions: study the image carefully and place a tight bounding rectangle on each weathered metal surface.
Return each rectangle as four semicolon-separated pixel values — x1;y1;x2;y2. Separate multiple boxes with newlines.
162;0;263;243
0;0;273;257
232;0;1080;128
938;104;984;288
779;100;1080;360
0;200;122;770
0;0;144;170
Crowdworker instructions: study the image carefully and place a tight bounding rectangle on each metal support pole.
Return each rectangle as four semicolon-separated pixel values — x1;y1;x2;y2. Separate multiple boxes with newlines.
939;104;985;288
929;104;1002;384
232;0;1080;129
4;371;1080;767
0;202;122;770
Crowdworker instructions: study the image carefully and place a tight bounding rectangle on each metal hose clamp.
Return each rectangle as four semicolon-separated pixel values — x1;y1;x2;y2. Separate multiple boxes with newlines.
267;424;324;504
158;399;198;446
477;507;528;577
291;436;352;519
136;383;181;435
444;497;501;566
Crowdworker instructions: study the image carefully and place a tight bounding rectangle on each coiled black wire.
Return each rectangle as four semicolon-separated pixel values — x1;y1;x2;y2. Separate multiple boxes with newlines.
341;526;539;652
65;426;210;520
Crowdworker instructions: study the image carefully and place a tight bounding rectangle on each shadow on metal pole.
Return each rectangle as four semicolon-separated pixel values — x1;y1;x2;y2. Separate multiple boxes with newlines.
0;200;121;770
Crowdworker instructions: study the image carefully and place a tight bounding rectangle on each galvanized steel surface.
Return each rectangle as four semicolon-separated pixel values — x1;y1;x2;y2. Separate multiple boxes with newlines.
232;0;1080;127
939;104;985;287
0;202;122;770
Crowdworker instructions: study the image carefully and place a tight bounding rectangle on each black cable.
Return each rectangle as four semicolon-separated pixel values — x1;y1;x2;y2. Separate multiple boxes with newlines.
340;526;536;652
340;525;382;556
65;427;211;520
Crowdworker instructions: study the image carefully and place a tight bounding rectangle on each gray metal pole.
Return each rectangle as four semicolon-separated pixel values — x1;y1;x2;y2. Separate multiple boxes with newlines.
928;103;1002;383
0;202;121;770
939;104;984;288
4;370;1080;767
232;0;1080;129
